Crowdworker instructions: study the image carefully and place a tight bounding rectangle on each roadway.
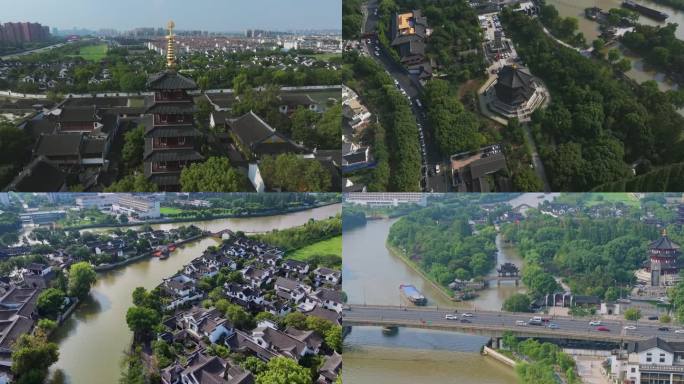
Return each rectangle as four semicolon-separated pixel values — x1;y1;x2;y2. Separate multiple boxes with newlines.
361;0;447;192
344;305;684;342
0;41;70;60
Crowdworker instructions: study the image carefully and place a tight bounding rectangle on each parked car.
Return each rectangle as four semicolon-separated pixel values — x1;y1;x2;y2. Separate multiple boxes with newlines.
648;316;659;320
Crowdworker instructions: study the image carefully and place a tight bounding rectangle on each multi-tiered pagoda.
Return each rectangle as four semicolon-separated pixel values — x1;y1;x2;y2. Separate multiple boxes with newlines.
143;20;203;190
648;229;681;286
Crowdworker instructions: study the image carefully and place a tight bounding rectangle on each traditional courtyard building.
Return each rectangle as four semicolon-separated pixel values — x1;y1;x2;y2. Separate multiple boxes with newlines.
144;20;203;190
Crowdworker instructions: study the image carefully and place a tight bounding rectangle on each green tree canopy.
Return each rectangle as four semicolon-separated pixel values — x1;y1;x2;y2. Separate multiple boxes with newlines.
180;157;248;192
67;262;96;299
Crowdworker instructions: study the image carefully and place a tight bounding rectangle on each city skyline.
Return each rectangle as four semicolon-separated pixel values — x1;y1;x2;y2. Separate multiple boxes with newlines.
0;0;341;33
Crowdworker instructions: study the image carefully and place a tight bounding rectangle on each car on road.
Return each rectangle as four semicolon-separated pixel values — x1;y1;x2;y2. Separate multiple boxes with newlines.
597;326;610;332
589;320;602;326
462;313;474;317
516;320;527;326
460;318;472;323
648;316;659;320
547;323;559;329
624;325;637;330
445;314;458;320
675;329;684;334
659;327;670;332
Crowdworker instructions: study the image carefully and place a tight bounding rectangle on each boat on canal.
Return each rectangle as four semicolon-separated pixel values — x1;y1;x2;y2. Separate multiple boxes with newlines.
622;1;668;21
400;284;427;305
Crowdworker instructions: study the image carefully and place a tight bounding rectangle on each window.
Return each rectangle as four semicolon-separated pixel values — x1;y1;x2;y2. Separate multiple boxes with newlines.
631;368;636;373
178;137;186;145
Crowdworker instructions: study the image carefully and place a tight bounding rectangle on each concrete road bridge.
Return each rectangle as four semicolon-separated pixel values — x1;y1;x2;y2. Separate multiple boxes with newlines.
343;305;684;343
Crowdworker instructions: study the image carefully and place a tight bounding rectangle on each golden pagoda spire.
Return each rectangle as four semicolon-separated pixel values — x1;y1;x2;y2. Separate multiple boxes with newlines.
166;20;176;70
663;228;668;237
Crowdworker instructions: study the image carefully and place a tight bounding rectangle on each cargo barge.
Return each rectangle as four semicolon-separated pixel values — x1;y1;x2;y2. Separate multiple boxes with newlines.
622;1;668;21
400;284;427;305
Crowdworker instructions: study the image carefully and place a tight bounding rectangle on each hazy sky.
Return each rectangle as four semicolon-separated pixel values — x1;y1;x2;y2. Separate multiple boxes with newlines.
0;0;341;32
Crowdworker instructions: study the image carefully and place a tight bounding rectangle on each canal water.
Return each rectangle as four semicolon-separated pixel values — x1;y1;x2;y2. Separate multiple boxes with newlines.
546;0;684;41
48;203;340;384
342;194;555;384
546;0;683;96
344;328;518;384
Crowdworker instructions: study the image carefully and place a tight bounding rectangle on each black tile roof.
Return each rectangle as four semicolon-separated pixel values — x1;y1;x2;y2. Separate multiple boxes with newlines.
278;93;316;105
145;102;197;115
469;153;507;179
145;125;201;138
343;149;368;165
4;156;66;192
63;97;129;108
651;234;680;250
144;149;203;163
229;111;277;147
35;133;83;157
147;71;197;90
495;65;536;106
206;93;237;109
146;172;180;186
56;105;99;123
23;119;57;139
81;137;106;156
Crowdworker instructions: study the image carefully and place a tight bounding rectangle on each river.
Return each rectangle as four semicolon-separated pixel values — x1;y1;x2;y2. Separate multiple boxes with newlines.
546;0;683;95
47;203;340;384
342;194;552;384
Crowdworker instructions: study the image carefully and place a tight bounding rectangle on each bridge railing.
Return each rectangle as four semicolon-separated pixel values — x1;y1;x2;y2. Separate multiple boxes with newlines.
343;318;645;342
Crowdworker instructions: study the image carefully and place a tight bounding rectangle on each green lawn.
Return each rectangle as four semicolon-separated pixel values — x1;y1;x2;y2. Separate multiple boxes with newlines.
303;52;341;62
160;207;184;215
289;236;341;261
74;44;108;61
584;193;641;207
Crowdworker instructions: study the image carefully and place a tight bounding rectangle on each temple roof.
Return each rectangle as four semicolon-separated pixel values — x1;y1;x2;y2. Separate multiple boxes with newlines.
650;231;680;251
494;65;536;106
147;71;197;91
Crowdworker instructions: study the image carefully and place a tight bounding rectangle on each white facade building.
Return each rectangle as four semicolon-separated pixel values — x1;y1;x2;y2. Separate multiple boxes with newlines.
608;337;684;384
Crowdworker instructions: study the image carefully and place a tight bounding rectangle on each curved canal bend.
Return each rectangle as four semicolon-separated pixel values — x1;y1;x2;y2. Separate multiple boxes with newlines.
342;195;555;383
545;0;683;102
48;203;341;384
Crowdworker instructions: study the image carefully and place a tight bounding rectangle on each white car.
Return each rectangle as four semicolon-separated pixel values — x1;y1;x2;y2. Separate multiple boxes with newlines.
516;320;527;326
675;329;684;334
589;320;602;326
445;314;458;320
462;313;474;317
624;325;637;330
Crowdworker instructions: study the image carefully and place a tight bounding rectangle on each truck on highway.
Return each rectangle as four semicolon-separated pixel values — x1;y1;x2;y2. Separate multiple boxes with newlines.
528;316;543;325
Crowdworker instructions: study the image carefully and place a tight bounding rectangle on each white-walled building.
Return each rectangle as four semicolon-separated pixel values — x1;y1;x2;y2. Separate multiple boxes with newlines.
111;194;160;219
608;337;684;384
